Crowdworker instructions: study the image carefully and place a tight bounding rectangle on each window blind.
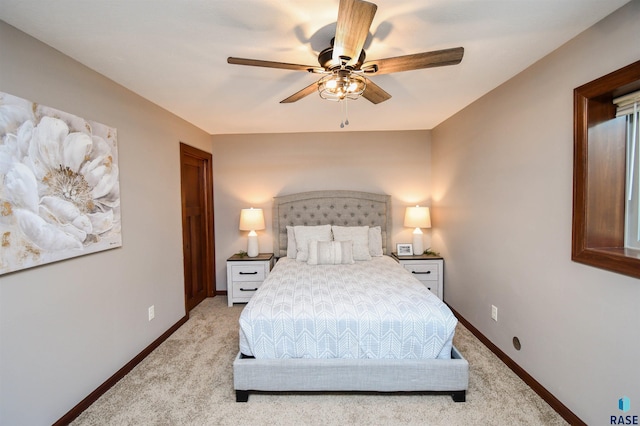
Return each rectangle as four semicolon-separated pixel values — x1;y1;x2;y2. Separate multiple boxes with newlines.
615;90;640;247
615;89;640;117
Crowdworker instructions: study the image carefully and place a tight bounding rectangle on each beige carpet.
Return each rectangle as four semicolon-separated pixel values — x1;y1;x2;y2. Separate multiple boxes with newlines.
71;297;567;425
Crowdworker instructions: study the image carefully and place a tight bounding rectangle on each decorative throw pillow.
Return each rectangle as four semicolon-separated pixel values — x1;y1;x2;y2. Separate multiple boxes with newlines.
331;225;371;261
368;226;383;256
307;240;354;265
293;224;332;262
286;226;297;258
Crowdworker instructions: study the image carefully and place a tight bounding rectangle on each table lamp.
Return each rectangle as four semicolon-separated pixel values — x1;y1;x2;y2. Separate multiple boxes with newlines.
404;206;431;255
239;208;265;257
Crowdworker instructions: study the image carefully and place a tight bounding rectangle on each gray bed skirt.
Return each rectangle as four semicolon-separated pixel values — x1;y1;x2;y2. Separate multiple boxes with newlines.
233;346;469;402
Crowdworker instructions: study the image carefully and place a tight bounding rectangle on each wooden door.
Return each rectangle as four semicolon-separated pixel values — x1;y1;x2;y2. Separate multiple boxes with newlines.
180;143;215;312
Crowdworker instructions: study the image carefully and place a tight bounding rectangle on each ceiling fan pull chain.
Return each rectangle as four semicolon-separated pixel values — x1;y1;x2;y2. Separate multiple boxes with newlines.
339;98;350;128
345;98;350;126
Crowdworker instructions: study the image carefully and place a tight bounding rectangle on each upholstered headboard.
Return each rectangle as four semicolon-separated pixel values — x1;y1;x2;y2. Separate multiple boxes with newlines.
272;190;392;258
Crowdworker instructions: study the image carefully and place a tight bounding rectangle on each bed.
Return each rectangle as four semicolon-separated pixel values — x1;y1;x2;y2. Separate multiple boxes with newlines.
233;190;468;402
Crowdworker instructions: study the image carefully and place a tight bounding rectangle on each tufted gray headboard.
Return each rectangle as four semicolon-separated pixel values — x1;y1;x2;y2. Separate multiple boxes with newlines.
272;190;392;258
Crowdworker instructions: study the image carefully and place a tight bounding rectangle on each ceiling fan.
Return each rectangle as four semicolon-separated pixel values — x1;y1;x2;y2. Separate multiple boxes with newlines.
227;0;464;106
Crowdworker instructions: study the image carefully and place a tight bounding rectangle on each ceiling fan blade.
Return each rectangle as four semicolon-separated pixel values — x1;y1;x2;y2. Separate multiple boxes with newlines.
362;47;464;75
362;78;391;104
280;82;319;103
227;57;324;73
332;0;377;67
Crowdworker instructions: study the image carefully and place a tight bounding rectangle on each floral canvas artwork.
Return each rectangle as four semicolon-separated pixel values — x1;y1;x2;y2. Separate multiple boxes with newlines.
0;92;122;275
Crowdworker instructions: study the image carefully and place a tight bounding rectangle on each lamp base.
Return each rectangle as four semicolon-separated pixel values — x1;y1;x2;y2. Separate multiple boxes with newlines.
247;232;259;258
412;228;424;255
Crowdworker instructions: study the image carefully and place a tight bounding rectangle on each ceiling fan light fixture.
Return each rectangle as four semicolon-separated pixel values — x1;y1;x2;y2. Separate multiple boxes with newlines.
318;69;366;101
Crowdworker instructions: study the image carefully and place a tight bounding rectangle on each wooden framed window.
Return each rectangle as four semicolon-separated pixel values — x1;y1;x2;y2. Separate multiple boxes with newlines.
572;60;640;279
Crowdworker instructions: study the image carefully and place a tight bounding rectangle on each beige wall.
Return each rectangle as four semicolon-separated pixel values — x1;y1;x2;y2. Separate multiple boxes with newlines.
431;1;640;423
0;21;212;425
4;1;639;423
211;130;433;290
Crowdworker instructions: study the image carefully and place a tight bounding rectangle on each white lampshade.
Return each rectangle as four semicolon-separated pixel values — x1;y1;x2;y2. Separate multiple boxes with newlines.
239;208;265;257
404;206;431;229
404;206;431;255
239;208;265;231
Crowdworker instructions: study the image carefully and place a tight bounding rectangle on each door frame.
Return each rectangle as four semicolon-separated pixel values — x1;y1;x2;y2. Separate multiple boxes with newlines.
179;142;216;311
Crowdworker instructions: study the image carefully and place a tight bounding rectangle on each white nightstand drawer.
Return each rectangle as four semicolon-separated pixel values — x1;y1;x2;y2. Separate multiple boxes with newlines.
391;253;444;301
227;253;274;306
232;281;262;298
421;283;439;297
403;264;439;281
231;265;266;282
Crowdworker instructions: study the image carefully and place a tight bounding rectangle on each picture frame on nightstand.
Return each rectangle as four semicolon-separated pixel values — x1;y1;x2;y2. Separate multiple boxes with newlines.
396;243;413;256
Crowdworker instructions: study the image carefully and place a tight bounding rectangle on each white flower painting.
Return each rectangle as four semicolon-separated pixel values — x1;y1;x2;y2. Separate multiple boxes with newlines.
0;92;122;275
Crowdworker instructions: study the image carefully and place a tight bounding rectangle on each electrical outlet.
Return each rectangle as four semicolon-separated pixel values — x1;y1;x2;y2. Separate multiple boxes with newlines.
491;305;498;322
148;305;155;321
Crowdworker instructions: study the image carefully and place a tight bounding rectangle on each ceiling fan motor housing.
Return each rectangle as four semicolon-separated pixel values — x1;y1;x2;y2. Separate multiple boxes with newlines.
318;45;366;70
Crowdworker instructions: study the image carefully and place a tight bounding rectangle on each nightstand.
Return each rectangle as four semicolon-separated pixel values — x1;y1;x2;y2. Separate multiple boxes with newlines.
226;253;274;306
391;252;444;300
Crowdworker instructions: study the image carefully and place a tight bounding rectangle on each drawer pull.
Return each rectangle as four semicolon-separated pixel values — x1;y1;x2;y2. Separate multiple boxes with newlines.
412;271;431;275
240;287;258;292
239;271;258;275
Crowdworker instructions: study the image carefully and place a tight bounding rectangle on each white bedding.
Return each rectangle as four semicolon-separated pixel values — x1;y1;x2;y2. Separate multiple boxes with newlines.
239;256;457;360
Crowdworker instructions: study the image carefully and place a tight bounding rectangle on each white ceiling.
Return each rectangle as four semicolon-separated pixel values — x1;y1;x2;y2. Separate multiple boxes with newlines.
0;0;631;135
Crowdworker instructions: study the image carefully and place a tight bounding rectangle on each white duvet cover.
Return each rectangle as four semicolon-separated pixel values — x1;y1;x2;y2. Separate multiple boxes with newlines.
239;256;457;360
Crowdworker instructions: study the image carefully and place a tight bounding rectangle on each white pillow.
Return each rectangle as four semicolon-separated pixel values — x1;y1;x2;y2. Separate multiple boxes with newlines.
307;240;354;265
286;226;297;258
368;226;383;257
331;225;371;261
293;225;332;262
